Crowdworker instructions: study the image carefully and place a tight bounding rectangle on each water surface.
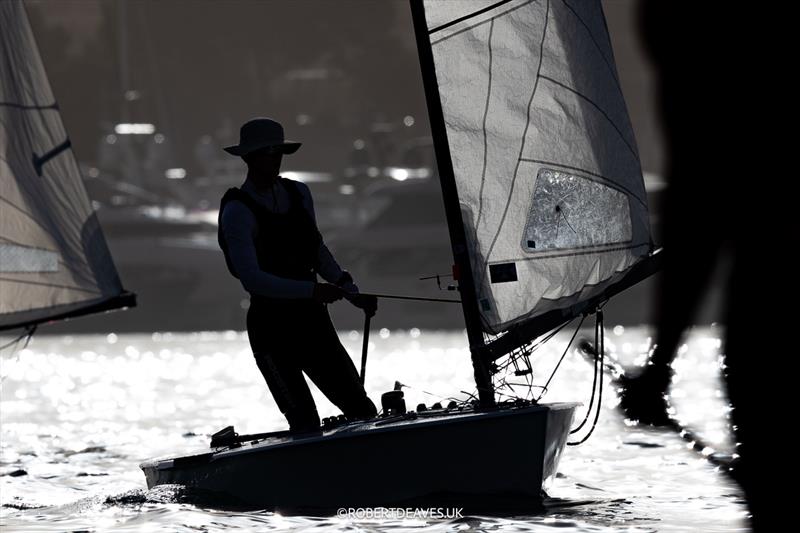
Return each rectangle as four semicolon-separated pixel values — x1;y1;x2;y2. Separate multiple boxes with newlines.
0;326;747;531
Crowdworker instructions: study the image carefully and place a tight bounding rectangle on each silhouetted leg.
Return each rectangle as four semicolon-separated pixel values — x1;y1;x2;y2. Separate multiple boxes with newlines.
302;308;377;421
247;304;320;433
253;351;320;433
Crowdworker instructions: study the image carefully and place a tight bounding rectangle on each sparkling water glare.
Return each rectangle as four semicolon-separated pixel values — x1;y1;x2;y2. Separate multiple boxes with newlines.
0;326;747;531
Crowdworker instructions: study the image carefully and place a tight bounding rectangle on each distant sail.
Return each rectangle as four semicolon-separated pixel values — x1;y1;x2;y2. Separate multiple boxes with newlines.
420;0;651;334
0;0;133;331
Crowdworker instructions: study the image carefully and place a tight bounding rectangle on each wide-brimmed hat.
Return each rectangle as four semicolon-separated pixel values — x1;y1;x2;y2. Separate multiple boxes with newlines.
223;117;301;156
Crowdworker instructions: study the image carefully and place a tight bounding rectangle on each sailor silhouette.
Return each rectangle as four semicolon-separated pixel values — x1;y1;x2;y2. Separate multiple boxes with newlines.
218;117;377;433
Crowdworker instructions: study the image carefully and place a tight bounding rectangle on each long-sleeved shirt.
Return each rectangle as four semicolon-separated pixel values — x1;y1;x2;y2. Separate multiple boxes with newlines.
220;178;356;298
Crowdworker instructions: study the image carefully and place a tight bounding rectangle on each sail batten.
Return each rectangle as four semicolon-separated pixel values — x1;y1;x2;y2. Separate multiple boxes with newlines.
0;0;133;331
416;0;652;337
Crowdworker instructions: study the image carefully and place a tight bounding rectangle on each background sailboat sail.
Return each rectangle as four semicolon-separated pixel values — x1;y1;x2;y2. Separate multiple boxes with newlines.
0;0;134;331
418;0;652;337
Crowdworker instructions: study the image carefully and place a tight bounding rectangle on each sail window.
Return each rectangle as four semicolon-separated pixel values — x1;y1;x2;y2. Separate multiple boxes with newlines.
489;262;518;283
522;169;631;253
0;244;58;273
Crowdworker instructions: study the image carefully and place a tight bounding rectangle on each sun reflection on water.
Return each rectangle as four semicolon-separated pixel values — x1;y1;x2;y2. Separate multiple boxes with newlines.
0;327;745;531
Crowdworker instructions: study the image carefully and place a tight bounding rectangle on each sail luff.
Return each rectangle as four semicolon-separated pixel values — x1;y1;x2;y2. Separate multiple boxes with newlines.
410;0;494;406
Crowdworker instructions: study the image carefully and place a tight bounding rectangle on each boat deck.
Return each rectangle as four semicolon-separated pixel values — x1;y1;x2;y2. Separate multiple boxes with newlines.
142;402;578;470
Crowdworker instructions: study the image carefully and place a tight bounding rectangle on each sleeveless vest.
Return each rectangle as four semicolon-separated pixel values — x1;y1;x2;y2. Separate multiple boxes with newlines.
218;177;322;302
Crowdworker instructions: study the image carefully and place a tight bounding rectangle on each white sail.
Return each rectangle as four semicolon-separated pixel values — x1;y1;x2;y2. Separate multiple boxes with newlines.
0;0;130;330
421;0;651;334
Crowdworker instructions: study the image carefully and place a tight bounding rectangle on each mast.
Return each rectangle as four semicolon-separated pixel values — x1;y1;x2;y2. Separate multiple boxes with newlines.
410;0;495;407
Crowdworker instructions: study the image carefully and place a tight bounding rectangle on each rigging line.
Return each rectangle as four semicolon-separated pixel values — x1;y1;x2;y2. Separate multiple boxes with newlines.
0;276;102;295
475;19;495;232
493;318;566;386
0;324;37;384
503;382;542;389
0;325;32;351
478;0;551;293
459;390;479;404
559;0;622;88
578;333;738;474
431;0;537;45
568;311;604;445
571;315;601;434
360;292;460;304
536;314;584;402
0;101;58;111
429;0;516;34
401;382;462;405
539;75;640;161
494;319;568;375
525;365;534;400
520;158;647;207
530;322;566;351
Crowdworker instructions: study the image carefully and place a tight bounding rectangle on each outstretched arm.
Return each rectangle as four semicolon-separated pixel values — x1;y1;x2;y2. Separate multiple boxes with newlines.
295;182;375;315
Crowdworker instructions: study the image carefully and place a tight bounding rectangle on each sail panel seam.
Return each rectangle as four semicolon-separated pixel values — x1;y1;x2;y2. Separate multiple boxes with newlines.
0;293;132;332
429;0;516;35
430;0;537;46
0;235;57;254
0;196;62;246
0;276;102;295
486;250;655;333
560;0;622;89
520;158;648;207
0;236;70;269
475;19;495;232
493;241;649;262
539;74;639;161
478;0;550;296
0;101;58;111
